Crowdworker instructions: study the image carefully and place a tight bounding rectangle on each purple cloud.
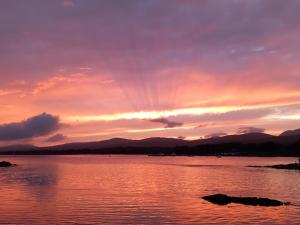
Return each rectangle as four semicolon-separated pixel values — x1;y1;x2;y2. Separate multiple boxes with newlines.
148;118;182;128
237;127;265;134
204;132;227;139
46;133;67;142
0;113;60;141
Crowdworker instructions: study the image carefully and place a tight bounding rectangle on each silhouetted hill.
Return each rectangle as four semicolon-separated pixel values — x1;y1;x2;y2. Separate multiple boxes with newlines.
0;131;300;156
280;128;300;137
193;132;300;145
41;137;189;152
0;144;38;152
194;133;275;145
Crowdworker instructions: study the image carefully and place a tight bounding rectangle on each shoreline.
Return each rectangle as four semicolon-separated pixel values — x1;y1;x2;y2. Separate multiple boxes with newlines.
0;153;299;157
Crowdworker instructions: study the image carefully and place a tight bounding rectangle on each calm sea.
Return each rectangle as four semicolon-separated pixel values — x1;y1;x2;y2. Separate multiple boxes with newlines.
0;156;299;224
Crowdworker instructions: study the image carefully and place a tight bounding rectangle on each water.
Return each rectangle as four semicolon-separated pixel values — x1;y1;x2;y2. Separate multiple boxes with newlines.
0;156;299;225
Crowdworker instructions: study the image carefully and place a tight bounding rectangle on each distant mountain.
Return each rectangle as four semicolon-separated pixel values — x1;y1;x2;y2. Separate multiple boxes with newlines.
0;131;300;155
280;128;300;137
43;137;189;152
0;144;38;152
194;133;275;145
196;132;300;145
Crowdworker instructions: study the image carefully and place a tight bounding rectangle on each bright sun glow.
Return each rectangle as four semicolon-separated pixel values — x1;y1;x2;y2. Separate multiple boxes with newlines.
64;105;259;122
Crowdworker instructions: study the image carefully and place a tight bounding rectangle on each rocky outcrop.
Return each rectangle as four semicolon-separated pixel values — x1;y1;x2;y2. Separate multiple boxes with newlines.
266;163;300;170
0;161;15;167
202;194;285;206
248;163;300;170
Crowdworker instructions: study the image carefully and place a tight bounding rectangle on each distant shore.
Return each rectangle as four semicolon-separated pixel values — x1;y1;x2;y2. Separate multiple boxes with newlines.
0;146;299;157
0;133;299;157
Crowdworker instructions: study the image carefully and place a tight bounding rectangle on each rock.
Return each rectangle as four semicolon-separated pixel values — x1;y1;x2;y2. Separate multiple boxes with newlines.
266;163;300;170
248;163;300;170
203;194;232;205
202;194;284;207
0;161;15;167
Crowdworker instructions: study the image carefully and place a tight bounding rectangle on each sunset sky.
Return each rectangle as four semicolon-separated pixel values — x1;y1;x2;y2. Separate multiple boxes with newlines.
1;0;300;146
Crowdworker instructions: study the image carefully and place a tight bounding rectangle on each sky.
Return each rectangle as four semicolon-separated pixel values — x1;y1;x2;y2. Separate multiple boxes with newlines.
0;0;300;146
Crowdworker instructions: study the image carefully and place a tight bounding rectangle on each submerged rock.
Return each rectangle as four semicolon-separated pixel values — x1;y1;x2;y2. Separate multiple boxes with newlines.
202;194;285;207
0;161;15;167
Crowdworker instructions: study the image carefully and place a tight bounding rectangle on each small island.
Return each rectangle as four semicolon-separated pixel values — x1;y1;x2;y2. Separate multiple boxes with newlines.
0;161;15;167
202;194;286;207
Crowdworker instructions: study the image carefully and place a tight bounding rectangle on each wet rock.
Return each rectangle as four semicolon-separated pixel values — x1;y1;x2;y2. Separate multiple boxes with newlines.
248;163;300;170
202;194;284;207
0;161;15;167
266;163;300;170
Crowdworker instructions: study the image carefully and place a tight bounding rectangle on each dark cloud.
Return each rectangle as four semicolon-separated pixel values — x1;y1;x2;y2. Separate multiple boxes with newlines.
177;136;186;140
195;123;210;128
46;133;67;142
0;113;60;141
148;118;182;128
237;127;265;134
204;132;227;139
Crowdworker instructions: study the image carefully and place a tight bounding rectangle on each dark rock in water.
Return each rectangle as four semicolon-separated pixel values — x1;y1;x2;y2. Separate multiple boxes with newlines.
203;194;232;205
266;163;300;170
0;161;15;167
202;194;284;207
248;163;300;170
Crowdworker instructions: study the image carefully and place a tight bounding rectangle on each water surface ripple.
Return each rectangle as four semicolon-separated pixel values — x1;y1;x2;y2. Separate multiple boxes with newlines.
0;156;299;224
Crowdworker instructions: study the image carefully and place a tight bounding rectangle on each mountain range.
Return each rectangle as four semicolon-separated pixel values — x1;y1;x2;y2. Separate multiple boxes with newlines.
0;128;300;156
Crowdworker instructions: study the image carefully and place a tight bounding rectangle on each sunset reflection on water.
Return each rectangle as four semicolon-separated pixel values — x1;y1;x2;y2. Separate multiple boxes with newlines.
0;156;299;224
